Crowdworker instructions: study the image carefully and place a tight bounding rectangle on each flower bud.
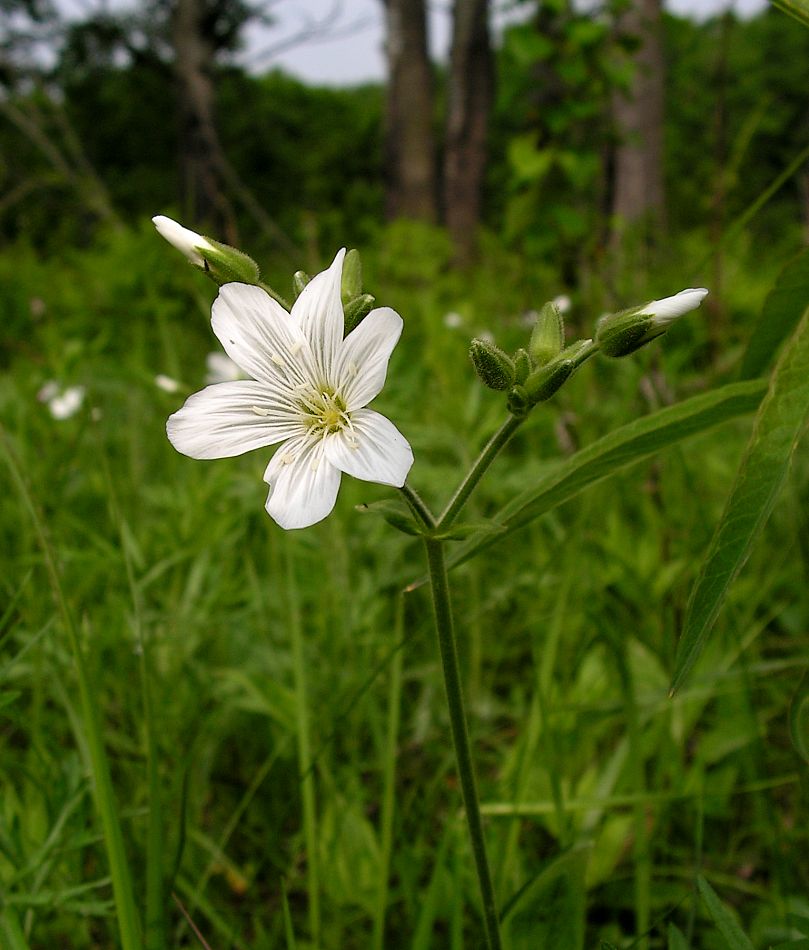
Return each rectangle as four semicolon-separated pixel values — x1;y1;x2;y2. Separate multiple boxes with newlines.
344;294;376;334
341;249;363;303
470;339;515;391
152;214;261;285
293;271;311;298
523;355;574;404
529;301;565;366
596;288;708;358
513;348;532;384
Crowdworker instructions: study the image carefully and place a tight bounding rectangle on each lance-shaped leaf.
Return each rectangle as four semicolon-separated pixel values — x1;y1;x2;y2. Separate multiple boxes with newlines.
406;380;766;590
740;248;809;378
672;303;809;694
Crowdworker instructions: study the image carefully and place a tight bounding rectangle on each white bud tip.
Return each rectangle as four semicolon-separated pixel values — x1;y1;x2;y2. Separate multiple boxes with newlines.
151;214;212;266
644;288;709;325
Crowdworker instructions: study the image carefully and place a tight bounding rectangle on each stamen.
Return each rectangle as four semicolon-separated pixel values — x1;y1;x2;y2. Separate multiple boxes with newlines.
310;456;320;470
270;354;285;367
251;405;272;416
280;452;296;465
290;341;303;356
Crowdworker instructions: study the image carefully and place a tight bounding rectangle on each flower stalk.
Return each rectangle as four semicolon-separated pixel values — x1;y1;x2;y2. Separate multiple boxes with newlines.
423;536;503;950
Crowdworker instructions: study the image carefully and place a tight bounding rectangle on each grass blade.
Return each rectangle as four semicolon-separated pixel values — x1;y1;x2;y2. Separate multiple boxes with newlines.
672;305;809;694
769;0;809;29
1;429;143;950
696;876;755;950
407;380;765;589
0;907;31;950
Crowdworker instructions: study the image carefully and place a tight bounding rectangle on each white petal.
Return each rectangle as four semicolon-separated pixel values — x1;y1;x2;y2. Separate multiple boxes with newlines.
324;408;413;487
263;435;341;529
290;249;346;378
167;381;304;459
335;307;403;410
152;215;213;266
212;283;316;388
642;288;708;325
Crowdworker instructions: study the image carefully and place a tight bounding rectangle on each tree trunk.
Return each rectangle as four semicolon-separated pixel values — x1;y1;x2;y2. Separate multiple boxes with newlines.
610;0;666;246
381;0;437;222
171;0;235;236
444;0;494;265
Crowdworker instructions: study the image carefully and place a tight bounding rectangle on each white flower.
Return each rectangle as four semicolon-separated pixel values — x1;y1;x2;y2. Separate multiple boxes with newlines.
38;382;85;420
205;352;242;384
639;288;708;326
152;215;214;267
167;249;414;530
155;374;181;393
443;311;463;329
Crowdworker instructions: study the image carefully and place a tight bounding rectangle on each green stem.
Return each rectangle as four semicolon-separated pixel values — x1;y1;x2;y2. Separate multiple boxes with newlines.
438;415;524;529
400;481;435;529
286;541;320;947
423;537;502;950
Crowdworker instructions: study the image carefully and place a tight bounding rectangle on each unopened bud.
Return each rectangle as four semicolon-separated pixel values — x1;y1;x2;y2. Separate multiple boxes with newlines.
524;356;574;404
344;294;376;334
152;215;260;285
513;348;532;384
341;249;363;303
596;288;708;358
470;339;515;391
529;301;565;366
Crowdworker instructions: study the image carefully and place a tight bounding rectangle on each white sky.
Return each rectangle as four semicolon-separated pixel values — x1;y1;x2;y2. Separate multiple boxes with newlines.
239;0;769;86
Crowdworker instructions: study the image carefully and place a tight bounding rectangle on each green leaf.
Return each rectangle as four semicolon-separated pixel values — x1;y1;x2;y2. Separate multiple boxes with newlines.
430;521;505;542
740;249;809;378
355;500;423;536
672;305;809;694
406;380;765;590
696;875;755;950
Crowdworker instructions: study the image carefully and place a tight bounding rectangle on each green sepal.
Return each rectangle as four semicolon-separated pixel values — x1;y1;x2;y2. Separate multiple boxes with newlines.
355;500;424;536
293;271;311;298
201;240;261;285
513;347;532;384
507;384;530;417
341;249;363;303
470;338;515;391
344;294;376;334
529;301;565;365
595;309;664;357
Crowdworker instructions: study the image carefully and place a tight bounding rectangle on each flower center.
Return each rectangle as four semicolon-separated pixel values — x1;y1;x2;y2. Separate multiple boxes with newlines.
299;386;351;437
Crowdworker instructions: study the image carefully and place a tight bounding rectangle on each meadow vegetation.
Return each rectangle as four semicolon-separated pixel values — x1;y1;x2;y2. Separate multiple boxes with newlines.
2;4;809;949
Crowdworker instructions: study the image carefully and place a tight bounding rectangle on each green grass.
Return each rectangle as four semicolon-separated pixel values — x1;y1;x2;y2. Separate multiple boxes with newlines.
1;223;808;948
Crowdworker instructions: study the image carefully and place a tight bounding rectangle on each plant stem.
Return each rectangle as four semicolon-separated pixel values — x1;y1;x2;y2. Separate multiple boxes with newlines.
438;415;524;529
423;537;502;950
400;481;435;529
286;541;320;947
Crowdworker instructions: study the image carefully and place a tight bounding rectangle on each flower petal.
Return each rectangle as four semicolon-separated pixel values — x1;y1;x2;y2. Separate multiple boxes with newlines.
212;283;316;388
167;381;304;459
335;307;403;410
324;408;413;487
290;248;346;379
263;435;342;529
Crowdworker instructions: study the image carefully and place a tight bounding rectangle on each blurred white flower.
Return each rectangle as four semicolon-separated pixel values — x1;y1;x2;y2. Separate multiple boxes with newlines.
155;374;181;393
205;352;242;384
38;382;85;420
29;297;46;318
553;294;572;315
443;311;463;329
167;249;414;530
520;309;539;328
152;215;214;266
